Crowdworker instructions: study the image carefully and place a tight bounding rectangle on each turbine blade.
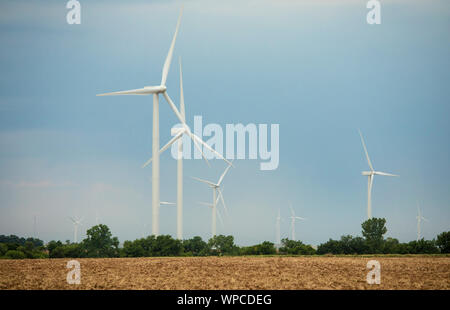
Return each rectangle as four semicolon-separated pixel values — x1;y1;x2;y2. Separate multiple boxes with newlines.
188;131;211;167
217;188;228;216
289;202;295;217
198;201;213;207
359;129;374;171
375;171;399;177
179;57;185;122
295;216;306;220
190;132;233;166
96;87;155;96
216;208;224;226
191;176;216;187
142;130;184;168
162;92;186;126
161;7;183;85
217;161;233;186
160;201;176;206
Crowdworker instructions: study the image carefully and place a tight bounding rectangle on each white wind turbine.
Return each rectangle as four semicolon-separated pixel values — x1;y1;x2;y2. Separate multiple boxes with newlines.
416;203;429;241
289;203;306;241
359;130;399;219
97;8;230;236
198;198;225;227
142;58;232;240
275;208;283;246
192;163;233;237
69;216;83;243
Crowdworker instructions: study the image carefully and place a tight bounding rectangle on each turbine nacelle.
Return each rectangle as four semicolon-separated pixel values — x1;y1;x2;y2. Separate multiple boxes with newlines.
362;171;373;176
144;85;167;93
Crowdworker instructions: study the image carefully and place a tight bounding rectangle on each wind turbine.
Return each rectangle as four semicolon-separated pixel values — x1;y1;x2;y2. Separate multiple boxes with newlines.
359;130;399;219
275;208;283;246
416;203;429;241
289;203;306;241
69;217;83;243
97;8;230;237
198;199;225;227
192;163;233;237
142;58;232;240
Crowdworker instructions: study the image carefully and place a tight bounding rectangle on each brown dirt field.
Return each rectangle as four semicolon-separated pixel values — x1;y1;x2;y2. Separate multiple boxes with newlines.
0;256;449;290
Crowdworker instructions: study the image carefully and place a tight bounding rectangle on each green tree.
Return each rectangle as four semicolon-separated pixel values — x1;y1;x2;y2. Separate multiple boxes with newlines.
407;239;439;254
208;235;237;255
47;240;64;257
361;218;387;253
183;236;208;256
280;239;316;255
383;237;403;254
153;235;183;256
63;243;84;258
82;224;120;258
122;240;146;257
257;241;277;255
436;231;450;253
239;245;258;255
0;243;8;256
317;239;343;255
5;250;26;259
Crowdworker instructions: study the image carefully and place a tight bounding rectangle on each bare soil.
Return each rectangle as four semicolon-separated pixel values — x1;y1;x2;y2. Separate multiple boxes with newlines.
0;256;448;290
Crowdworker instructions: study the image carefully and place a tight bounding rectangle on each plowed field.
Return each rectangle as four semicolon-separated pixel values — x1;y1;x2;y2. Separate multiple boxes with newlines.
0;256;448;290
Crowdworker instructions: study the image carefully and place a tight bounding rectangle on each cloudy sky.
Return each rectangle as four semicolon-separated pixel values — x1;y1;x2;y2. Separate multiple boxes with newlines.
0;0;449;246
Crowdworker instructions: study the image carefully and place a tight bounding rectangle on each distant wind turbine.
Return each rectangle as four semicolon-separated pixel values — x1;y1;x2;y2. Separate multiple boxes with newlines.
416;203;429;241
289;203;306;241
359;130;399;219
198;199;225;227
275;208;283;245
69;216;83;243
192;163;233;237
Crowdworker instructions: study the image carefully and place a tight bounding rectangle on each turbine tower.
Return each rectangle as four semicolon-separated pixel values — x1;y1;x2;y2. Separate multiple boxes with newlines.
97;9;183;236
275;208;282;246
289;203;306;241
416;203;428;241
142;58;232;239
69;216;83;243
193;163;233;237
97;9;231;237
198;199;225;228
359;130;399;219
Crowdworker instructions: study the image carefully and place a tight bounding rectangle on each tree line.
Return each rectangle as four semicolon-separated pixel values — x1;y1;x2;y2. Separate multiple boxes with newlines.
1;218;449;259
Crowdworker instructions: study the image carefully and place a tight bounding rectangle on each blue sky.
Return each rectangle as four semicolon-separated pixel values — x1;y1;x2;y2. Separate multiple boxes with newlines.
0;0;449;246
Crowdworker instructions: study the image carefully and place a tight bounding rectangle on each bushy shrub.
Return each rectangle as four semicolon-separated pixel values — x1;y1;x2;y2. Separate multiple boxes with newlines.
279;239;316;255
5;250;26;259
436;232;450;253
0;243;7;256
182;236;208;256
